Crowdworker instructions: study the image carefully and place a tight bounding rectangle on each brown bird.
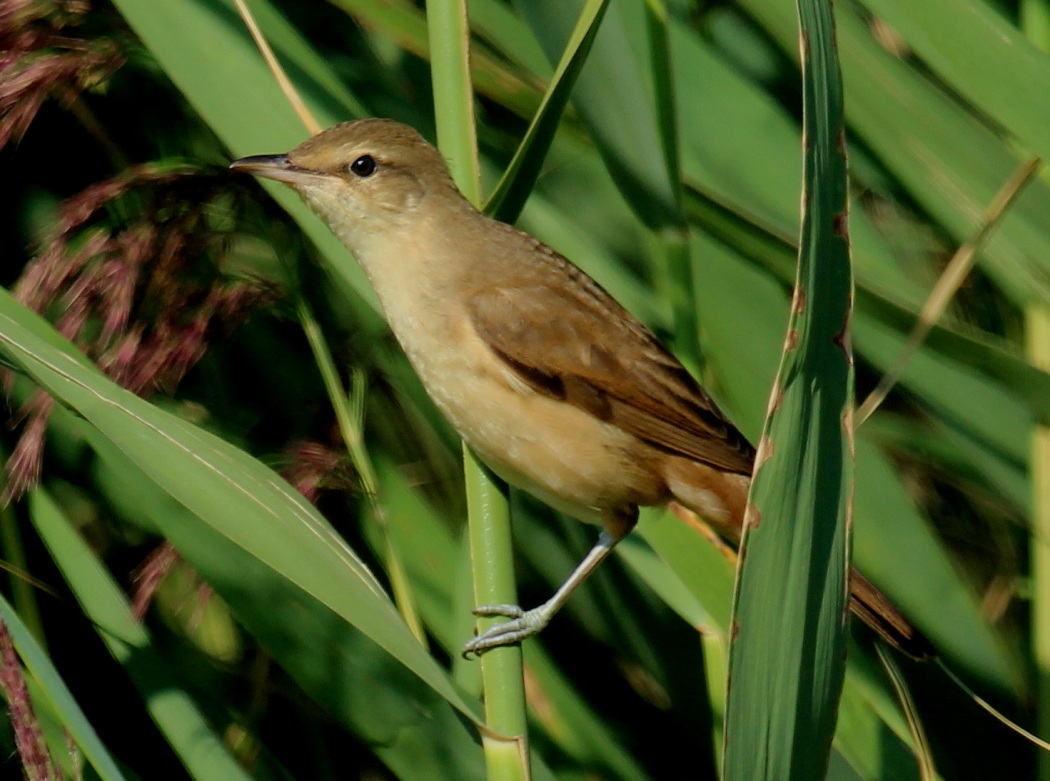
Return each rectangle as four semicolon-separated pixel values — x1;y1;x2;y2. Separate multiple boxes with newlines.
231;118;930;659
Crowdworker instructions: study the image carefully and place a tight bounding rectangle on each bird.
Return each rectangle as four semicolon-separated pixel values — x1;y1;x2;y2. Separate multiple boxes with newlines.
230;117;930;660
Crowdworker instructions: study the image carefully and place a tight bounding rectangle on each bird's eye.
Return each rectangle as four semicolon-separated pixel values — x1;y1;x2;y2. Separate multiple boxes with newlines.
349;155;377;177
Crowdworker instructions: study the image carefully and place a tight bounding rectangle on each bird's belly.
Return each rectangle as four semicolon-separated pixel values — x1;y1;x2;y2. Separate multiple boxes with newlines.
445;382;658;524
393;313;666;524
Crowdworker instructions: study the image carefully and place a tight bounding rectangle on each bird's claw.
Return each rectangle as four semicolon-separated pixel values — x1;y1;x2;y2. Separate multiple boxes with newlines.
462;603;549;659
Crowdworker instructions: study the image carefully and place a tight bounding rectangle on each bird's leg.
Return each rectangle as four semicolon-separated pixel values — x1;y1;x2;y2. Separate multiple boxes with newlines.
462;510;636;658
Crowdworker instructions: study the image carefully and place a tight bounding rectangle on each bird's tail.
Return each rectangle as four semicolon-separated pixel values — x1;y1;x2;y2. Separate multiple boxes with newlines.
848;569;933;659
663;457;933;660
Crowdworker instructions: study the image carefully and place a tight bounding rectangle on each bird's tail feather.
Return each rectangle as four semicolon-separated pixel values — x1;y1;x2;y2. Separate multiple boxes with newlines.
664;458;933;660
848;568;933;659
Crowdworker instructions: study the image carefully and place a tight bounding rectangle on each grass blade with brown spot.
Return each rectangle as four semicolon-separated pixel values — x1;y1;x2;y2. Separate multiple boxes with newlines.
723;0;853;777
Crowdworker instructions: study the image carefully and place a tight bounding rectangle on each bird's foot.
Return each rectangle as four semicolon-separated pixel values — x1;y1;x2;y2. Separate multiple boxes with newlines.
462;603;552;658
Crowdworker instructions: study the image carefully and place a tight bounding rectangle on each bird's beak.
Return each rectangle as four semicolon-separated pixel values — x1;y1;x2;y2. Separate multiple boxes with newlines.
229;154;326;186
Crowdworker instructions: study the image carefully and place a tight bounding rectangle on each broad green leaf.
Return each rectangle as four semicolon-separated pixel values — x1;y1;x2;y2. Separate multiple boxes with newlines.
724;1;852;777
683;173;1050;430
26;394;492;780
638;511;924;780
0;288;481;725
741;0;1050;305
84;437;489;781
693;232;1018;694
467;0;553;76
864;0;1050;166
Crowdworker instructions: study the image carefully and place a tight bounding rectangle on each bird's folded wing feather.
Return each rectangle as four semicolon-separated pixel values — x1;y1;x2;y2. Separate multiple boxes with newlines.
467;278;755;475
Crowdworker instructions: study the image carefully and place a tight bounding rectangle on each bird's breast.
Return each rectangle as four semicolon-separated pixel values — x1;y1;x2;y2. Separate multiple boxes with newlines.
375;291;667;525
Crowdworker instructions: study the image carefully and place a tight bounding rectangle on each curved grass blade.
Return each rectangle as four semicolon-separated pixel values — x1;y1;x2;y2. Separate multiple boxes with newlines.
741;0;1050;306
28;488;251;780
723;0;853;777
83;434;490;780
517;0;702;370
0;288;482;726
689;217;1018;693
857;157;1043;425
232;0;323;136
684;181;1050;428
638;510;932;780
485;0;610;223
518;0;680;230
0;591;129;781
328;0;543;122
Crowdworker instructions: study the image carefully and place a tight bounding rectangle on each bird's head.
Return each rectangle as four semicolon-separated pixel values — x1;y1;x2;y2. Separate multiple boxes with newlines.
230;119;464;247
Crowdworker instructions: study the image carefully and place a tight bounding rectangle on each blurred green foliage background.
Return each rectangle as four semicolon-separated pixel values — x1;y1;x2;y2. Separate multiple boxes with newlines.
2;0;1050;778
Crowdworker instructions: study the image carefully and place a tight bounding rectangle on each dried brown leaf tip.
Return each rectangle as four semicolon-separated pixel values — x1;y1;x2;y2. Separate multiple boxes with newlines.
131;541;215;629
0;0;124;151
4;165;280;502
281;440;357;504
131;540;180;620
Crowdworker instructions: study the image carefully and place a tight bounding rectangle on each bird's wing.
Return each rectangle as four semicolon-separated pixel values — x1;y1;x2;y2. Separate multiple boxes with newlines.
467;275;755;475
